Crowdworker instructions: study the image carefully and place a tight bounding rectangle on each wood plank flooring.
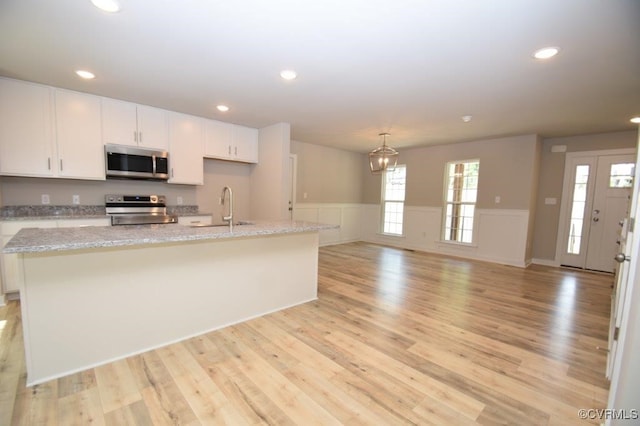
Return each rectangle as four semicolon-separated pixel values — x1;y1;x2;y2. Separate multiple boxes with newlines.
0;242;612;425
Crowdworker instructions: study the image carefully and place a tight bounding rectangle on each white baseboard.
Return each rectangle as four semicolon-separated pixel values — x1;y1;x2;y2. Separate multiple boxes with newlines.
531;258;561;267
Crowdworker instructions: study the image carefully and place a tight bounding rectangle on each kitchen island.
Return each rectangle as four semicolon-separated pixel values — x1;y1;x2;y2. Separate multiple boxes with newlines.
4;220;336;386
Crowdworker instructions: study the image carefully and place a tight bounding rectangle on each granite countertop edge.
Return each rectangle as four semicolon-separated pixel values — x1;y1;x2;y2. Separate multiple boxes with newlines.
3;221;338;254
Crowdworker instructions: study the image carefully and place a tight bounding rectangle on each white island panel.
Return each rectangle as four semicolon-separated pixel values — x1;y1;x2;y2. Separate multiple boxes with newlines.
20;231;319;386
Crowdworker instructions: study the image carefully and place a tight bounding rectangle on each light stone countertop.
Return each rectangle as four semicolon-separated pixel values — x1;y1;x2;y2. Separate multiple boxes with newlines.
3;220;338;254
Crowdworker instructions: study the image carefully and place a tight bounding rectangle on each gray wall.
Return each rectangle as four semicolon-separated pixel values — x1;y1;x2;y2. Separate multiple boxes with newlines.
531;130;637;261
196;159;253;220
291;140;364;204
250;123;291;220
362;134;541;210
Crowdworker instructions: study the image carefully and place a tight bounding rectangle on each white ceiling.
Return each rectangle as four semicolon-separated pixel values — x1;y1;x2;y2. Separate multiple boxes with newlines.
1;0;639;152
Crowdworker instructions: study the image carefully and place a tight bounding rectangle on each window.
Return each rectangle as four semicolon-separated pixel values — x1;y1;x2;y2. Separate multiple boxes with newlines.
609;163;634;188
381;165;406;235
567;164;589;255
443;160;479;243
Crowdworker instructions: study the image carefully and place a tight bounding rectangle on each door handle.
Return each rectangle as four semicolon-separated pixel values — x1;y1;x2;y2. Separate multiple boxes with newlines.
593;217;599;222
614;253;630;263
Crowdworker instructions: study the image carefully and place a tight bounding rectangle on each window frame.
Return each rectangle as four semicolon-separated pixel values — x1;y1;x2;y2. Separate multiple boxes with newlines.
380;164;407;236
441;159;480;245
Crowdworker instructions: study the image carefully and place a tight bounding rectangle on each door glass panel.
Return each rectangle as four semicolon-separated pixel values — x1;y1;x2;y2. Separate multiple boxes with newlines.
609;163;634;188
567;165;590;255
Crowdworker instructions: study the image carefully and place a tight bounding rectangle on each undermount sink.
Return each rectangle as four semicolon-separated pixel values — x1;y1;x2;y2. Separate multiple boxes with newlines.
189;221;253;228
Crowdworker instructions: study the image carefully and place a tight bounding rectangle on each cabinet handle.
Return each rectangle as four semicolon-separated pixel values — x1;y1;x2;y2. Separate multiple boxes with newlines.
228;145;231;155
235;146;238;156
134;131;138;142
47;158;51;170
171;168;174;178
139;131;143;143
60;159;63;171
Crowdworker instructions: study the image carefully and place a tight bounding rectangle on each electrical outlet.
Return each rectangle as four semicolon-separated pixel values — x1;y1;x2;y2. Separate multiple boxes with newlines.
72;195;80;205
41;194;50;205
177;196;183;205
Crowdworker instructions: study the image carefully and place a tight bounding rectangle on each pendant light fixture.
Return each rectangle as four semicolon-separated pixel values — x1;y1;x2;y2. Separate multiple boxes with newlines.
369;133;399;174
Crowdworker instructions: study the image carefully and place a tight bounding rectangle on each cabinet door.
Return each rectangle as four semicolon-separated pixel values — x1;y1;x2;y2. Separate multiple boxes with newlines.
102;97;138;146
204;119;233;160
0;78;55;177
168;113;204;185
233;125;259;163
55;89;105;180
137;105;169;151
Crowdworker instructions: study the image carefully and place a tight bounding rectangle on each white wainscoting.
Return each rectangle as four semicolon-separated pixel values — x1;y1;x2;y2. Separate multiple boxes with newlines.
296;203;532;267
294;203;362;246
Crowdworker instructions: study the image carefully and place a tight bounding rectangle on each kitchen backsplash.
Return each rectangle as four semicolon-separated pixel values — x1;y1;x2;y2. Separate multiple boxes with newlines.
0;205;199;218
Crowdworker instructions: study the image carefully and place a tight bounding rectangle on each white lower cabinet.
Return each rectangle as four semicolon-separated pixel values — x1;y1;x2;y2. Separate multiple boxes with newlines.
178;215;213;226
0;218;110;294
56;218;110;228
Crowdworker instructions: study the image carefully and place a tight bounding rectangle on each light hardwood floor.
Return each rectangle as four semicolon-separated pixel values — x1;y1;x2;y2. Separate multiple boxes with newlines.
1;242;612;425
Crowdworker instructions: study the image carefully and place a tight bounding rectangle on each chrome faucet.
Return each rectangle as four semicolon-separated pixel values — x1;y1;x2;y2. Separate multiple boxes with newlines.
221;186;233;231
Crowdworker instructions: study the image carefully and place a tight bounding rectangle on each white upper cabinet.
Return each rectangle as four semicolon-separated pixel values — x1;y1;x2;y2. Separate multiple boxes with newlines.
0;78;55;177
168;112;204;185
232;125;259;163
0;79;104;180
137;105;169;150
204;120;258;164
204;119;233;159
55;89;104;180
102;98;169;151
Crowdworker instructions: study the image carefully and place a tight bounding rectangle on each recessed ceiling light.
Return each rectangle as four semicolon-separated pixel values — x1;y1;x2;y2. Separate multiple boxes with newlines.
91;0;121;13
631;116;640;124
280;70;297;80
75;70;95;79
216;105;230;112
533;47;559;60
461;115;472;123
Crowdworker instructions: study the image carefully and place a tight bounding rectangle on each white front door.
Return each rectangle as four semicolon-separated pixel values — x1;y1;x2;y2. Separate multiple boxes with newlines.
585;155;634;272
559;151;635;272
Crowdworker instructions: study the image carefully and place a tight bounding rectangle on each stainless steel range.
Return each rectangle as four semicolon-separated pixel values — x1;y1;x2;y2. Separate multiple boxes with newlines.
105;194;178;225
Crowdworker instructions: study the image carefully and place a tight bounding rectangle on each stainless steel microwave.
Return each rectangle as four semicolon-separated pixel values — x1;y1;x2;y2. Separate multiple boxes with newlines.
105;144;169;181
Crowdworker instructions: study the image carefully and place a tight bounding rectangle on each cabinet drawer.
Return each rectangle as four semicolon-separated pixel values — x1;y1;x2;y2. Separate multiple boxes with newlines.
57;218;110;228
178;215;213;226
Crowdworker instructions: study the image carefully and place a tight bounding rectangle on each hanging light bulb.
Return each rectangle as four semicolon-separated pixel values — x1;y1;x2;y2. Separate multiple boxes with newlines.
369;133;399;174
